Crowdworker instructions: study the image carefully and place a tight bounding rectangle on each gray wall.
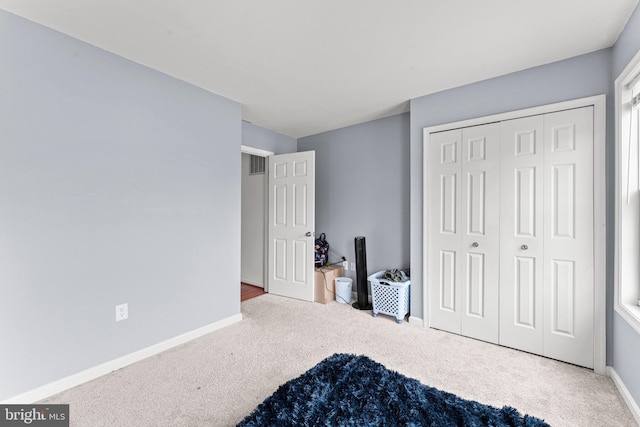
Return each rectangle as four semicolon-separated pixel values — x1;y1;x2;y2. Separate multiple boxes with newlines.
242;121;297;154
0;10;242;400
298;113;410;282
611;3;640;408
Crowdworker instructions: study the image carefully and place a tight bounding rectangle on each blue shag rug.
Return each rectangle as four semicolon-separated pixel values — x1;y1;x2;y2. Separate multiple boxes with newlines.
237;353;550;427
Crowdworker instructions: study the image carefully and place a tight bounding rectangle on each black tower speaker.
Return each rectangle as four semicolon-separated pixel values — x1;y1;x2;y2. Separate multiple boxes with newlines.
352;236;372;310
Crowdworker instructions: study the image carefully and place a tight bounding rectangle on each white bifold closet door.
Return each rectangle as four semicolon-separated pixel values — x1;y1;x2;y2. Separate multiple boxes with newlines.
499;115;545;354
428;123;500;344
428;106;594;368
499;107;594;368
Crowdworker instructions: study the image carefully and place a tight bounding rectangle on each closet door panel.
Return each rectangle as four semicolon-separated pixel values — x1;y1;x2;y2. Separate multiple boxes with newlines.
543;107;594;368
499;116;544;354
460;124;500;344
428;129;462;333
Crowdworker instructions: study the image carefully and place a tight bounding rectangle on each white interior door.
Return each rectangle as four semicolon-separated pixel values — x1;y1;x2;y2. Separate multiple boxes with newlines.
428;124;500;343
460;124;500;344
267;151;315;301
499;115;545;354
542;107;594;368
428;128;462;333
499;107;594;368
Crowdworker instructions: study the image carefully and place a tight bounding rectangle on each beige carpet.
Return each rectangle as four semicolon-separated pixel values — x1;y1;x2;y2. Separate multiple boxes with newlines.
40;293;636;426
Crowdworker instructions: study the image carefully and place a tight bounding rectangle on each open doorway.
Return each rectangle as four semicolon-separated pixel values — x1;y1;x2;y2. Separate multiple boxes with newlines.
240;146;273;300
240;146;316;302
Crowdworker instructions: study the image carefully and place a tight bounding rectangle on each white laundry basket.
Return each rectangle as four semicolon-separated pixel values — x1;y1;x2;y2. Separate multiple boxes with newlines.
335;277;353;304
369;271;410;324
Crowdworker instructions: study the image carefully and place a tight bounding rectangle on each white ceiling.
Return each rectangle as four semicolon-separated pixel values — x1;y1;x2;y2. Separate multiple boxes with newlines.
1;1;638;138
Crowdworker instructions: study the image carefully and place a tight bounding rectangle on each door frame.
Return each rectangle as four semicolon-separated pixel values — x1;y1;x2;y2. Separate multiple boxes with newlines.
241;145;274;292
422;95;606;374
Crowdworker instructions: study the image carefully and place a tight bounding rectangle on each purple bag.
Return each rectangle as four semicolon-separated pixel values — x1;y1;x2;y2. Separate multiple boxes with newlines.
315;233;329;266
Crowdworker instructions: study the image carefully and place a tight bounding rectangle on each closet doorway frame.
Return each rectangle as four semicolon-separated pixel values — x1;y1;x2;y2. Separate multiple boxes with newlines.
422;94;607;374
241;145;274;293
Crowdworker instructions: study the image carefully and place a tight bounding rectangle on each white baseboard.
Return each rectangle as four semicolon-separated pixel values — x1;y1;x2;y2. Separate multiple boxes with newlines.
2;313;243;404
409;316;425;327
607;366;640;425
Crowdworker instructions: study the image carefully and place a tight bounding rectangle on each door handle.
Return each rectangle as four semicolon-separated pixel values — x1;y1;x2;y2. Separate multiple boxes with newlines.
306;232;314;237
471;242;479;248
521;244;529;250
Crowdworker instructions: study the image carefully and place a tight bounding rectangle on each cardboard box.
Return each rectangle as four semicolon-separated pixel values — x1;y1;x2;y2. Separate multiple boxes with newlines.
315;265;344;304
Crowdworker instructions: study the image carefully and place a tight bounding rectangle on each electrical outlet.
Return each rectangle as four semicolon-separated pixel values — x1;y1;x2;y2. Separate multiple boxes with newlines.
342;260;348;270
115;303;128;322
350;262;356;271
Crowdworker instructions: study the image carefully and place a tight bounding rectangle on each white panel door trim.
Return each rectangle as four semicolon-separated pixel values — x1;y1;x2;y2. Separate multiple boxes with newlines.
423;94;606;374
241;145;275;157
